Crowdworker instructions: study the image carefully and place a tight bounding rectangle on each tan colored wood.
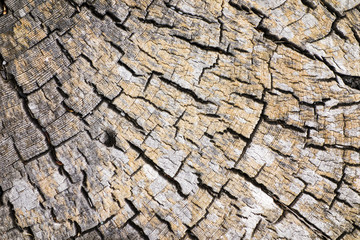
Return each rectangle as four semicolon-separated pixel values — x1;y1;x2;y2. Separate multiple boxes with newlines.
1;0;360;239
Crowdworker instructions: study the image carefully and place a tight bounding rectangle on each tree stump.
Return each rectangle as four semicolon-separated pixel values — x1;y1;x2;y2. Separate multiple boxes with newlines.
1;0;360;239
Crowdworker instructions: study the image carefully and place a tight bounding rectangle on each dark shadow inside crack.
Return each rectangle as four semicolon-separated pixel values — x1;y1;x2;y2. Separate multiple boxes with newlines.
0;0;7;17
340;74;360;90
0;186;3;206
104;129;117;147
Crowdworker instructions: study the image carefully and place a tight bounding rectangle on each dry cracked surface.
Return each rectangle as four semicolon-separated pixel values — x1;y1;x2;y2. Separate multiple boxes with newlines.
1;0;360;239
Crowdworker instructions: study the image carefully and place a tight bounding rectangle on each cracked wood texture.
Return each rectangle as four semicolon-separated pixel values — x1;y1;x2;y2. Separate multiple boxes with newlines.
1;0;360;239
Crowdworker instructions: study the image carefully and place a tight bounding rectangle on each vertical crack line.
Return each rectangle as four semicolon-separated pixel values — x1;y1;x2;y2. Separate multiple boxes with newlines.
173;152;191;178
96;228;105;240
56;39;74;64
81;186;95;209
128;220;150;240
329;164;346;209
217;6;225;44
73;220;82;238
0;186;3;206
320;0;342;18
198;55;219;85
50;208;61;223
143;71;156;92
251;219;262;238
11;136;25;163
26;174;47;205
81;170;89;189
3;70;75;185
174;110;186;137
351;27;360;46
144;0;156;18
111;192;122;209
124;198;140;216
7;201;22;231
235;91;266;166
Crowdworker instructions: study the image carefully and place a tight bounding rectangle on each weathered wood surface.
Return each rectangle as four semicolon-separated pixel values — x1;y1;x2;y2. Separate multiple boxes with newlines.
1;0;360;239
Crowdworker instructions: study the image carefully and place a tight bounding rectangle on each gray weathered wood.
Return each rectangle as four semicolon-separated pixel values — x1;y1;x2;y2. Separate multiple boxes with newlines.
1;0;360;239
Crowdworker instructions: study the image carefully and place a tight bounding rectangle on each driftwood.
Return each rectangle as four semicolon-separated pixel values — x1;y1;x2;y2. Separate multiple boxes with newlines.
1;0;360;239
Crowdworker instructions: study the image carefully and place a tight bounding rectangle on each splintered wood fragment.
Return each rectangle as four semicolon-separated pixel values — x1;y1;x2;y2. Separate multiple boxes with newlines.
55;160;63;166
2;4;6;15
